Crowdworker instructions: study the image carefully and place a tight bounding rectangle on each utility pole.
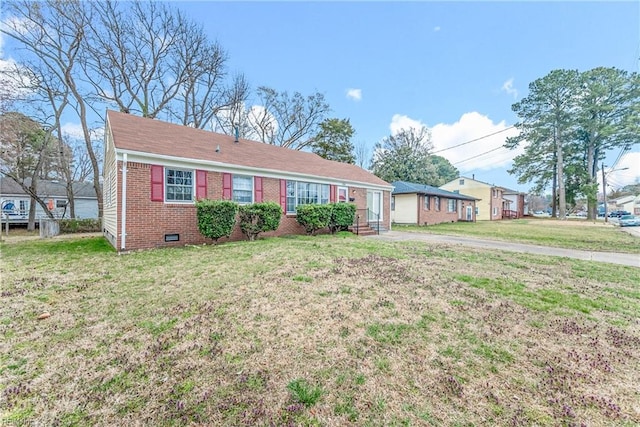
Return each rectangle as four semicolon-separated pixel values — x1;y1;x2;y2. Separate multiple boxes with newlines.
602;162;608;223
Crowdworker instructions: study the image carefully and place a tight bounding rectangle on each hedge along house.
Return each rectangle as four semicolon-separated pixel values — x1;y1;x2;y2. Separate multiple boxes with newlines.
391;181;478;225
102;111;392;251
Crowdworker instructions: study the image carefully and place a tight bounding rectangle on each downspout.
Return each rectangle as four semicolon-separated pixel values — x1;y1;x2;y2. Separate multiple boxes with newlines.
120;153;127;250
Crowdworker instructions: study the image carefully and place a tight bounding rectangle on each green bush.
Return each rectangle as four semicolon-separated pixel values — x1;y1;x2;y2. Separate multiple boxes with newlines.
295;204;331;235
329;203;356;234
59;218;101;233
195;200;238;242
238;202;282;241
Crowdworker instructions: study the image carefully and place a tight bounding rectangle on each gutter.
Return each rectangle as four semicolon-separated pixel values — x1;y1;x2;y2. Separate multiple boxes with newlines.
120;153;127;250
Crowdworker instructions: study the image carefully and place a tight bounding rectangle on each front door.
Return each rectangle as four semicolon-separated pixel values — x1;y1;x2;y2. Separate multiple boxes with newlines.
466;206;473;221
367;191;382;222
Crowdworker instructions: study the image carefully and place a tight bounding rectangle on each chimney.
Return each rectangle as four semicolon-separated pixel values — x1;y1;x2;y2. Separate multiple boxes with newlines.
472;174;475;180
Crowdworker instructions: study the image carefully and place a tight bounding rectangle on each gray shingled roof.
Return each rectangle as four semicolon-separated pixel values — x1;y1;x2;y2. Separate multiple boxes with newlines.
392;181;478;201
0;177;98;199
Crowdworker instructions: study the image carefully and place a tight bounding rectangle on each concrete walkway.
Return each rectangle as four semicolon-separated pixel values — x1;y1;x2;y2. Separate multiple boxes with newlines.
366;231;640;268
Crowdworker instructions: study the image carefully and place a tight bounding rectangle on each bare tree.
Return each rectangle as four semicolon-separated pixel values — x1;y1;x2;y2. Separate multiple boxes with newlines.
0;112;57;228
354;140;372;170
248;87;330;150
2;0;104;218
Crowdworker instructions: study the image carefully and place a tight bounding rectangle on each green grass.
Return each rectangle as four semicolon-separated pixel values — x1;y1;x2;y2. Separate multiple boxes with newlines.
395;219;640;253
1;235;639;425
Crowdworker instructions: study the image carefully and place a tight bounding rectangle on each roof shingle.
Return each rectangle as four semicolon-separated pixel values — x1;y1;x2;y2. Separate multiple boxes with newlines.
107;111;390;188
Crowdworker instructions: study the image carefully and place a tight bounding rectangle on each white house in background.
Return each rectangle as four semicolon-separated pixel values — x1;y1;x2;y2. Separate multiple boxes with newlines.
611;194;640;215
0;177;99;222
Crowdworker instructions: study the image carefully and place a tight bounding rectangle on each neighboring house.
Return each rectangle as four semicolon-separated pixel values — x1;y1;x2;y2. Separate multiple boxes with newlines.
611;194;640;215
391;181;478;225
440;176;507;221
503;188;528;219
102;111;392;251
1;177;98;222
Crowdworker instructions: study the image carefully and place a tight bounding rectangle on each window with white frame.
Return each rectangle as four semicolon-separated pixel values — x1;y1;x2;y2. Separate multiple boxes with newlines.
166;168;193;201
434;196;440;211
424;196;430;210
493;207;498;216
286;180;330;213
447;199;457;212
233;175;253;204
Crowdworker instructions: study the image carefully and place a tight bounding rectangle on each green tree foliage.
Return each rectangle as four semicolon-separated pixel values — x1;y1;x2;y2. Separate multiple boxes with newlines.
295;204;332;235
506;69;581;218
238;202;282;241
427;155;459;186
371;127;442;185
195;200;238;243
328;203;356;234
575;67;640;219
312;118;356;163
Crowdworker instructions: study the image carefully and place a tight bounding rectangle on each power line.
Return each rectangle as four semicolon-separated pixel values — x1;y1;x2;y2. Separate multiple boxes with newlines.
452;145;508;166
432;126;516;154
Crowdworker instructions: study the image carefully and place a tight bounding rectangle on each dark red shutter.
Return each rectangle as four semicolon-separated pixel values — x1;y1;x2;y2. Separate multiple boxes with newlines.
254;177;263;203
222;173;232;200
280;179;287;212
330;185;336;203
150;165;164;201
196;170;207;200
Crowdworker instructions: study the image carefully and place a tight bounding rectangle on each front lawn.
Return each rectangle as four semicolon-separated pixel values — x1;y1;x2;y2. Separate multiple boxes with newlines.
395;219;640;253
1;235;639;425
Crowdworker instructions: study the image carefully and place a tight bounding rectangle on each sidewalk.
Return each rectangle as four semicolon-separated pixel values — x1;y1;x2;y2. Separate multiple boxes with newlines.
366;231;640;268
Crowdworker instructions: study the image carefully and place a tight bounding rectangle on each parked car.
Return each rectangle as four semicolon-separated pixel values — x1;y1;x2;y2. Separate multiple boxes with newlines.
609;210;631;218
618;215;640;227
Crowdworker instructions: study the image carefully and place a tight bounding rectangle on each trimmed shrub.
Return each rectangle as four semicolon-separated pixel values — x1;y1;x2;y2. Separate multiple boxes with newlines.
329;203;356;234
59;218;101;233
195;199;238;243
238;201;282;241
296;204;331;235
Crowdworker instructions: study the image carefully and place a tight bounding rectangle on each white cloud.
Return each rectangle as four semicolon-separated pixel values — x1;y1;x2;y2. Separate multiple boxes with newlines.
433;26;441;32
430;112;521;172
501;78;518;99
346;88;362;101
603;152;640;190
61;123;104;141
389;114;426;136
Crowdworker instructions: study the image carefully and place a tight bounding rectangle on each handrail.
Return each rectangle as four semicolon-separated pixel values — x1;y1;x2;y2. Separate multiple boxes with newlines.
353;208;381;235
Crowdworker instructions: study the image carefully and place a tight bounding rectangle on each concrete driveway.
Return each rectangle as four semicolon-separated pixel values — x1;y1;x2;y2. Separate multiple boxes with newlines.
366;231;640;268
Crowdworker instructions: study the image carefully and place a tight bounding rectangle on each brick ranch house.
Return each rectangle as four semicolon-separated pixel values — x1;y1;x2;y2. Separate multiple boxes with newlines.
102;111;392;251
391;181;478;225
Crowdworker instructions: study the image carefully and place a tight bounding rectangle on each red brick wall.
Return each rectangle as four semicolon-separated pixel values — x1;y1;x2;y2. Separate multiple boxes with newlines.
115;162;384;251
415;195;476;225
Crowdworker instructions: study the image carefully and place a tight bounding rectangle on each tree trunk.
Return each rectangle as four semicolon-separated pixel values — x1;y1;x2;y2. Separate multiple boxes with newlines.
555;126;566;219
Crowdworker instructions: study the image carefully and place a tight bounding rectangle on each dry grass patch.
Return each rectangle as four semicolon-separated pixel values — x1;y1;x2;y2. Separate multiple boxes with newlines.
1;235;639;426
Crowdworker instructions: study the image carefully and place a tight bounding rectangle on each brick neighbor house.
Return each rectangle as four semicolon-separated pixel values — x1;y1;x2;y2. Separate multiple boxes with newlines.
102;111;392;251
391;181;478;225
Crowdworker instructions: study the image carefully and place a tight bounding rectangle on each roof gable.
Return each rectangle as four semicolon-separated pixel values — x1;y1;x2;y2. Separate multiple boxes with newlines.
106;111;390;188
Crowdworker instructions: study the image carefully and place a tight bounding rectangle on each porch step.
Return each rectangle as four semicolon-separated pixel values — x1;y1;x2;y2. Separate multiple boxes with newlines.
348;224;379;236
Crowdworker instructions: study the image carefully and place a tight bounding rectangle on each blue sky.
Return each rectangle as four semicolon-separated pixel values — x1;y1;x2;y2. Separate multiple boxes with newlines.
177;0;640;192
1;1;638;193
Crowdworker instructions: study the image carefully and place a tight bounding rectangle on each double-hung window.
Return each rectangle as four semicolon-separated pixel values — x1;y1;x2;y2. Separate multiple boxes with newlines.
166;168;193;201
447;199;457;212
285;180;330;213
424;196;430;210
434;196;440;211
233;175;253;204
